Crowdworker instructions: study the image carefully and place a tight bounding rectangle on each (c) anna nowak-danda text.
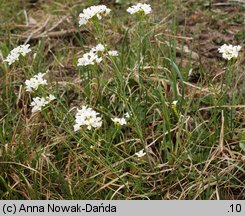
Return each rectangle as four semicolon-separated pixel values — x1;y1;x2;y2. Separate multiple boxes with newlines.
16;203;117;213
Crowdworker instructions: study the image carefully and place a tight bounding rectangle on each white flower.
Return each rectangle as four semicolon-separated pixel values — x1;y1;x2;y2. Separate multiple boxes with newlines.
127;3;152;15
4;44;31;65
124;112;130;118
77;52;97;66
25;78;39;92
218;44;242;60
74;106;102;131
47;94;56;102
30;97;49;113
135;150;146;158
108;50;119;57
30;94;55;113
34;73;47;84
18;44;31;56
77;44;105;66
111;117;127;126
95;56;103;64
79;5;111;26
92;43;105;53
25;72;47;92
172;100;178;106
73;124;81;132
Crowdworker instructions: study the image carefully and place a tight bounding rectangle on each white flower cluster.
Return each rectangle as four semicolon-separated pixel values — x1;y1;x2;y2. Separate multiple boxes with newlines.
77;52;102;66
127;3;152;15
25;72;47;92
30;94;56;113
25;72;56;113
108;50;119;57
79;5;111;26
111;117;127;125
77;44;105;66
4;44;31;65
218;44;242;60
74;106;103;131
77;44;119;66
111;112;130;126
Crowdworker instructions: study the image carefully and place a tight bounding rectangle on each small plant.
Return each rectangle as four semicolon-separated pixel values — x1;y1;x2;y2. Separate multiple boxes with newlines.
0;0;244;200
